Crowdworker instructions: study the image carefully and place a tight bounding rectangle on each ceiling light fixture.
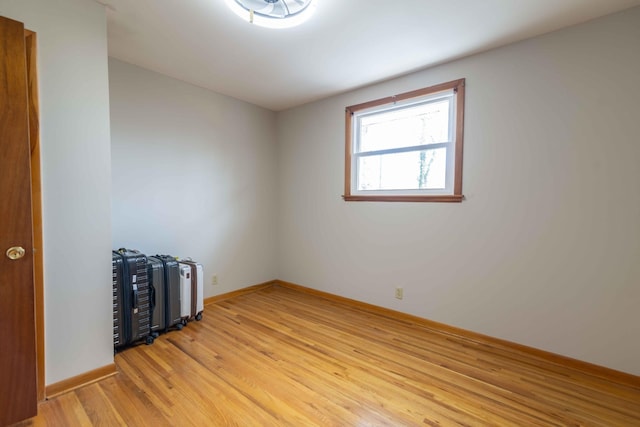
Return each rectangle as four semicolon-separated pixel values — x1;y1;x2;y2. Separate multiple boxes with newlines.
224;0;317;29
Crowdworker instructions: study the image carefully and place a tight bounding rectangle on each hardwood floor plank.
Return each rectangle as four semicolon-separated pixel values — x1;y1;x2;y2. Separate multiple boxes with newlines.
290;303;565;424
14;284;640;426
119;339;277;426
233;290;569;425
215;296;502;425
192;307;387;425
54;393;92;426
74;384;127;426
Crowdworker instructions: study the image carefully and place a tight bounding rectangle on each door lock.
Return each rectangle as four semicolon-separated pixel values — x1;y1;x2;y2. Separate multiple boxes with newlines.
6;246;26;260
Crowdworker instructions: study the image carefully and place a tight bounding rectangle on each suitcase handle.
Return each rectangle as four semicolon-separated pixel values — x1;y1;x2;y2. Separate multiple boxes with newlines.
132;284;139;314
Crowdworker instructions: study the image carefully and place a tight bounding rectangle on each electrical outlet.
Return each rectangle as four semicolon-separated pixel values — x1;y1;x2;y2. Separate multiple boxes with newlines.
395;287;403;300
212;275;218;286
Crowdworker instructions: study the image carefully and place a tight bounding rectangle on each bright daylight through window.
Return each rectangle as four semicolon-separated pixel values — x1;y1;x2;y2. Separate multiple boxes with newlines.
344;79;465;202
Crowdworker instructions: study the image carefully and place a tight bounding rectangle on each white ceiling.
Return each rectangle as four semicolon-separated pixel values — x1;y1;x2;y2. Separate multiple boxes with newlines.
102;0;640;111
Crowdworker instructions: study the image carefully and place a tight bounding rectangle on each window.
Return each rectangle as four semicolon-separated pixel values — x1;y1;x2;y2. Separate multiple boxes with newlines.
344;79;465;202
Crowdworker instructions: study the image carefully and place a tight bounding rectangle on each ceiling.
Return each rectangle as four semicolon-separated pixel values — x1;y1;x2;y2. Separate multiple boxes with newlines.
102;0;640;111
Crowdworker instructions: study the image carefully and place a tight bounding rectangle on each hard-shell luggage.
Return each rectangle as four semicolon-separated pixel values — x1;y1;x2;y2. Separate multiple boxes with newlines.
178;264;192;325
146;256;166;336
179;259;204;322
112;253;125;348
113;249;154;349
152;254;183;331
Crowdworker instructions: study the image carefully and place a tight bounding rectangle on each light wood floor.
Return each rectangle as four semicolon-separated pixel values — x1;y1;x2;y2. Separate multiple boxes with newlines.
16;285;640;426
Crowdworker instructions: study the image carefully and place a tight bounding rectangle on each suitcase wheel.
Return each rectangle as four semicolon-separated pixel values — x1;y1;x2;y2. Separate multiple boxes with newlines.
195;312;203;321
181;318;188;326
145;336;155;345
176;323;184;330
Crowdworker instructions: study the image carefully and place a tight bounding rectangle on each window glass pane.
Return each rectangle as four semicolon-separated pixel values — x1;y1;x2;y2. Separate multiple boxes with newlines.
357;148;447;191
358;99;450;153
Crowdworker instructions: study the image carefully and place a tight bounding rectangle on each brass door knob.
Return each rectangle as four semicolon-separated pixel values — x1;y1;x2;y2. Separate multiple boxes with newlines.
6;246;26;260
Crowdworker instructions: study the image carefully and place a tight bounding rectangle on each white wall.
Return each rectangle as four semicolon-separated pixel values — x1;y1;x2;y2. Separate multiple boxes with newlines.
276;8;640;375
109;59;278;296
0;0;114;384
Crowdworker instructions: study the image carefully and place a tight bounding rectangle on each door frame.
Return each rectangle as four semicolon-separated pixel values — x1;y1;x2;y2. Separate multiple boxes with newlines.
24;27;45;402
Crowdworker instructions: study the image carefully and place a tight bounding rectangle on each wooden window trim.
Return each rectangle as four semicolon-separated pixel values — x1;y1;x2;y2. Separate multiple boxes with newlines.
343;78;465;203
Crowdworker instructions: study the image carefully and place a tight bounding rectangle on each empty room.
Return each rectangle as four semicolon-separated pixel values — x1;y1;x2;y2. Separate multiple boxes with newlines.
0;0;639;425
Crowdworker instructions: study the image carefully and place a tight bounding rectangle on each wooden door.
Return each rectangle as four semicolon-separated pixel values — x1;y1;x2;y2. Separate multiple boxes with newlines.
0;15;38;426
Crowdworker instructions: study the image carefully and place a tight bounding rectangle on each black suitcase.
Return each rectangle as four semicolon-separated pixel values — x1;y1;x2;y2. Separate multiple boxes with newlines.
113;249;154;349
153;254;183;331
112;252;126;348
147;257;166;336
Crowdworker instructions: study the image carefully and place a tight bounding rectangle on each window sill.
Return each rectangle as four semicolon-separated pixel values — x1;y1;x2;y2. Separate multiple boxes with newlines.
342;194;464;203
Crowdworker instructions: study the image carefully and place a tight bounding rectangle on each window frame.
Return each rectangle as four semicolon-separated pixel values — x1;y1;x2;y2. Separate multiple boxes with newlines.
344;78;465;202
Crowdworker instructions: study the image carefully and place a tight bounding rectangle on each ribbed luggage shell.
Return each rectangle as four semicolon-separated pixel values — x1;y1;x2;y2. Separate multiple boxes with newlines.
112;253;125;348
113;249;153;349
